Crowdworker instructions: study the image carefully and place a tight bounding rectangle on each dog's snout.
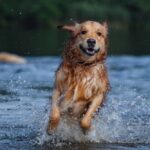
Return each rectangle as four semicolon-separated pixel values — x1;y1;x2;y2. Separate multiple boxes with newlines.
87;39;96;47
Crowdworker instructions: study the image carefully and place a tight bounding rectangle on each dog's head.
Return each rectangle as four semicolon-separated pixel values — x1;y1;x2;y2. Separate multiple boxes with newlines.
58;20;108;64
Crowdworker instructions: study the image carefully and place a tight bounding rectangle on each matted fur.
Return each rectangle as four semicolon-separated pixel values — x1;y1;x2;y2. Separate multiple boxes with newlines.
48;20;110;133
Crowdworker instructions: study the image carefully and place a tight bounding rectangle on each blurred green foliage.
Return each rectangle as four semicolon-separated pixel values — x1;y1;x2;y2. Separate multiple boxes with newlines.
0;0;150;29
0;0;150;55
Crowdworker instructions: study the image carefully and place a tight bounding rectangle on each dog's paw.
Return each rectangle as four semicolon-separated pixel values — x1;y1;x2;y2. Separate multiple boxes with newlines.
81;124;94;135
47;121;57;135
80;118;91;130
47;123;56;135
47;128;52;135
47;128;53;135
81;128;89;135
47;113;60;135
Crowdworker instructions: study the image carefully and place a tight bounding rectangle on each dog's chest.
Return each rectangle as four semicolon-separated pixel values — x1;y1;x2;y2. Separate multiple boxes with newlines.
66;65;103;101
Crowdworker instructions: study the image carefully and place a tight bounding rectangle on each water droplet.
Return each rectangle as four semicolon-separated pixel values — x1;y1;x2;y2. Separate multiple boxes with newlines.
19;12;22;15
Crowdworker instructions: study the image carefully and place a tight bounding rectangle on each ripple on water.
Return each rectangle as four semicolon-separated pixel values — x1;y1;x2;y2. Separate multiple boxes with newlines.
0;56;150;150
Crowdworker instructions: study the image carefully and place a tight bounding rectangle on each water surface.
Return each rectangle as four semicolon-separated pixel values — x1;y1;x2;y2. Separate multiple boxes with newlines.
0;56;150;150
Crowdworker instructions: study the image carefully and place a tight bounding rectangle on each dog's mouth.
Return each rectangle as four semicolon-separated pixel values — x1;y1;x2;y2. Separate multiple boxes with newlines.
79;44;100;56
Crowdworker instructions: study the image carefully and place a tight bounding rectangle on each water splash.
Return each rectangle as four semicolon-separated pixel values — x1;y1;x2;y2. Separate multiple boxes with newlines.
36;88;150;145
0;56;150;149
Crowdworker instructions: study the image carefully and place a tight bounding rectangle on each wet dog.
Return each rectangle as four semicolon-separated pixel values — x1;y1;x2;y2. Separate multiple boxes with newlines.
47;20;109;133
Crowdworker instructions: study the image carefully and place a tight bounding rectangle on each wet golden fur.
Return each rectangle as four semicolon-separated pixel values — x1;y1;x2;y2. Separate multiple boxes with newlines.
48;21;109;133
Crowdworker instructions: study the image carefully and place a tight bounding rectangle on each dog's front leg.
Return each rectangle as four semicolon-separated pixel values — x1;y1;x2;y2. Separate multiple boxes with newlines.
80;94;104;130
47;67;67;134
47;89;61;133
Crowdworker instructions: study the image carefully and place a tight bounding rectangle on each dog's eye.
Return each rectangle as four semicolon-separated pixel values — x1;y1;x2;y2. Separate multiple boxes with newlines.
81;30;87;35
97;32;102;36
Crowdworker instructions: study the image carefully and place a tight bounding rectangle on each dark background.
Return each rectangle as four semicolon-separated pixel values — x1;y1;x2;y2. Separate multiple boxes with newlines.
0;0;150;56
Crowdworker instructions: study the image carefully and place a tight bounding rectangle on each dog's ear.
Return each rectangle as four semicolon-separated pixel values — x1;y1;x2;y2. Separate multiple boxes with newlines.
102;21;108;36
57;25;76;32
57;23;79;36
102;21;108;29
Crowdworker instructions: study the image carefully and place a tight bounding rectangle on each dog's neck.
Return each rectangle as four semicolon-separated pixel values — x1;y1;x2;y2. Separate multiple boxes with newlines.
76;60;103;67
63;58;105;70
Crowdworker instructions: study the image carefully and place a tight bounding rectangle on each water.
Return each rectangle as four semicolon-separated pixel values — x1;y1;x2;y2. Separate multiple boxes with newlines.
0;56;150;150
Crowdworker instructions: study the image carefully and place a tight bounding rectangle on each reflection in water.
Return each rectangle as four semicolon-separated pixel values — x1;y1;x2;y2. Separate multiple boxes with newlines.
0;56;150;150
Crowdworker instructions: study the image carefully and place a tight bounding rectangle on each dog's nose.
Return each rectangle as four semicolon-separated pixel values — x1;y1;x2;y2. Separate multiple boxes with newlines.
87;38;96;47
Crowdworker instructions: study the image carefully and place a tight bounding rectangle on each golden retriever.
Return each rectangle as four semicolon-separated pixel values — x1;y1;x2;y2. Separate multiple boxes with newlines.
47;20;109;133
0;52;26;64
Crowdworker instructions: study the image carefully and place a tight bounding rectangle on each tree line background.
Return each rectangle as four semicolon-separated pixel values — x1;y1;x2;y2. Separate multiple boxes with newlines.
0;0;150;55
